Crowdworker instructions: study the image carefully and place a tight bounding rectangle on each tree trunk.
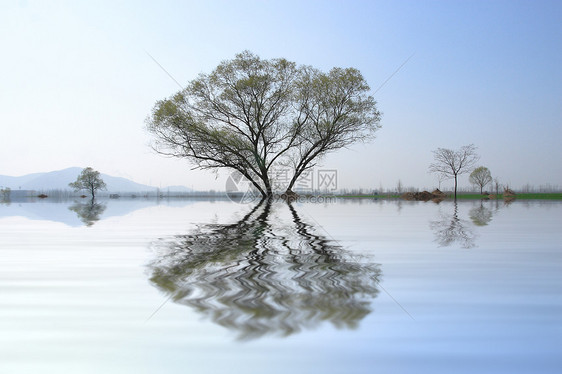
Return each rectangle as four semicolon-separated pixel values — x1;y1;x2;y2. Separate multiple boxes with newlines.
285;178;297;195
260;170;273;198
248;179;266;198
454;174;458;200
285;164;308;194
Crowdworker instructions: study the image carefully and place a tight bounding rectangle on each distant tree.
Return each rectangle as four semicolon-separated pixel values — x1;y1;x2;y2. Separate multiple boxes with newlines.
469;166;492;194
436;173;448;190
429;144;479;199
69;167;107;199
147;51;381;199
493;178;501;195
0;187;11;201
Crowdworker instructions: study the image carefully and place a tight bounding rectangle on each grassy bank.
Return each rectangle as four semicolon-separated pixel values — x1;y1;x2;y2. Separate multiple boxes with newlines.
337;194;401;199
458;193;562;200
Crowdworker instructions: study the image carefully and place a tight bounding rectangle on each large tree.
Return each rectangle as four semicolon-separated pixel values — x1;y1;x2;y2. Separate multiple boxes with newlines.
69;167;107;199
469;166;492;194
147;51;381;198
429;144;479;199
283;66;381;192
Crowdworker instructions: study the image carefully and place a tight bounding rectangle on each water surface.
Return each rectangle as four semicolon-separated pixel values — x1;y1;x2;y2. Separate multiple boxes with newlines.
0;198;560;373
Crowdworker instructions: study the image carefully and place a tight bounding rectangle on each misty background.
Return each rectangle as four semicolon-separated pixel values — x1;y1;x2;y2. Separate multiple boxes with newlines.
1;0;560;192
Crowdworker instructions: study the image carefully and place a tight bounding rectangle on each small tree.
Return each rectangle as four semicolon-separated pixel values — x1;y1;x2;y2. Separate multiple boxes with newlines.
69;167;107;199
0;187;11;201
429;144;479;199
437;173;448;190
469;166;492;194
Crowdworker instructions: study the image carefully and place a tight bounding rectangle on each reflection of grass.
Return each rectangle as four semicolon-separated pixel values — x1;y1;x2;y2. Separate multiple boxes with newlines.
337;193;562;200
508;193;562;200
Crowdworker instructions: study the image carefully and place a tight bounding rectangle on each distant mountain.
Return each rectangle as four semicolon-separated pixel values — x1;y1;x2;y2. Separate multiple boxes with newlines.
0;167;191;193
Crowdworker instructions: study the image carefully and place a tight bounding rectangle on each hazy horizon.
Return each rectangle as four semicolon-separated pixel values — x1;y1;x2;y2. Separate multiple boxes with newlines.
1;1;560;192
1;166;559;194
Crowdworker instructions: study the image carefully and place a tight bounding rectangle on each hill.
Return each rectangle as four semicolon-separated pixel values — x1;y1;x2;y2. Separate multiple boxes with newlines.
0;167;191;194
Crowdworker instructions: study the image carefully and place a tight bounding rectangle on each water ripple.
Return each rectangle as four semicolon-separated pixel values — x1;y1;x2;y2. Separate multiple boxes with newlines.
148;199;381;340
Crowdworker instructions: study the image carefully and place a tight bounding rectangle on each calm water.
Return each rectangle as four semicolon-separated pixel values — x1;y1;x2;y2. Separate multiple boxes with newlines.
0;198;560;373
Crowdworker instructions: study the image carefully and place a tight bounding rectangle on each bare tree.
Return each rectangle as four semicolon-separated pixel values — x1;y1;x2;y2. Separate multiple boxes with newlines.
494;178;501;195
147;51;381;199
429;144;479;199
469;166;492;194
437;173;448;190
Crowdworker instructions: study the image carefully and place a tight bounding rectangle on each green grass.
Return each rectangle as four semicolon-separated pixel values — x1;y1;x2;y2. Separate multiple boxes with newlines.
456;193;562;200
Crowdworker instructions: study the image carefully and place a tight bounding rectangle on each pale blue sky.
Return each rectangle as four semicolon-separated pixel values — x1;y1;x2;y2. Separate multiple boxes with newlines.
1;0;560;191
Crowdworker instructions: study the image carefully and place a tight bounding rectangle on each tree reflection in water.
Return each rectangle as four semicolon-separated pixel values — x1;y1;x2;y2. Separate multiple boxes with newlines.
430;201;477;248
68;199;106;226
148;199;381;340
469;201;493;226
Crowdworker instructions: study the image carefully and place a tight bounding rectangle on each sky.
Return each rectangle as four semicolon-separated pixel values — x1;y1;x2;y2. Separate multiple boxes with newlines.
1;0;561;192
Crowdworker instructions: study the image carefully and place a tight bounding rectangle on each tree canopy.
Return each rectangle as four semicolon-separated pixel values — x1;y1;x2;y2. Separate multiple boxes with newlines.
147;51;381;198
469;166;492;194
69;167;107;199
